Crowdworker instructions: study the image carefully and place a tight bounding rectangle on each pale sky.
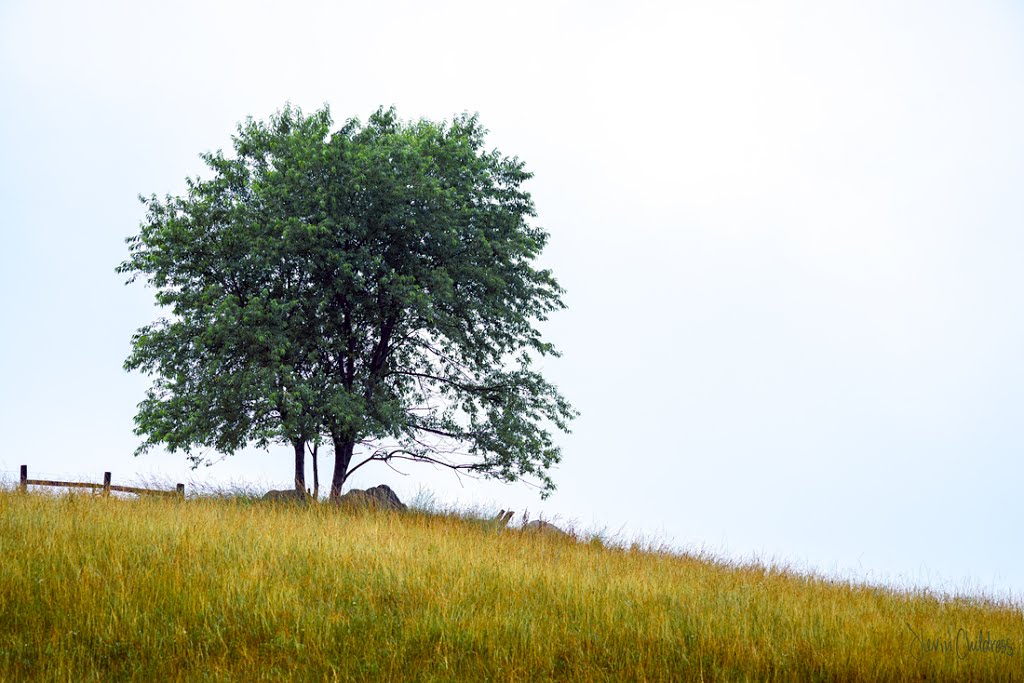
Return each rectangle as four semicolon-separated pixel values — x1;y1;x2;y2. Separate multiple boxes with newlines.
2;0;1022;600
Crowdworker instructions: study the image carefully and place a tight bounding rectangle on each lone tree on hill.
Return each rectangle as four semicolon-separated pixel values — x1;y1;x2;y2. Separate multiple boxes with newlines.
118;104;576;499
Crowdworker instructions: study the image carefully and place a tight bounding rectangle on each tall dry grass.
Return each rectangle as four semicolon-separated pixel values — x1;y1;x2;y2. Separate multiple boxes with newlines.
0;490;1020;681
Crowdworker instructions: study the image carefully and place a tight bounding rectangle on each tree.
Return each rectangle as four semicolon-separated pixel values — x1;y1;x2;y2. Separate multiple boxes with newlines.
119;104;577;499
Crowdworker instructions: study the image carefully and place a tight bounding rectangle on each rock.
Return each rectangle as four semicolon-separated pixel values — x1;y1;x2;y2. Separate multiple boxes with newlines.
262;488;308;504
336;484;406;511
523;519;571;538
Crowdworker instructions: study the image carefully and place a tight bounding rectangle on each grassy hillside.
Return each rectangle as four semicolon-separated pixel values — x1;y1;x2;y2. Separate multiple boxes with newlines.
0;491;1020;681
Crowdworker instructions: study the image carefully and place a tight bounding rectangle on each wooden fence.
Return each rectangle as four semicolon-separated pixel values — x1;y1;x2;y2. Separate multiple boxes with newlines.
17;465;184;498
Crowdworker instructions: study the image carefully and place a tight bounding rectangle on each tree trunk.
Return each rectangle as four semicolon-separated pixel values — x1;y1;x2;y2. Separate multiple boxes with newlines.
329;437;355;500
293;439;306;492
311;442;319;499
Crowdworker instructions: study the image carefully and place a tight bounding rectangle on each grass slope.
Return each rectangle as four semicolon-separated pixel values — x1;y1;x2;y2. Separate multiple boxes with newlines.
0;491;1020;681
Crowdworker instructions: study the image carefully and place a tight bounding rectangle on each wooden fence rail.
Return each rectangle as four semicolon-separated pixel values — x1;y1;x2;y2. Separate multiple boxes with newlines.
17;465;184;498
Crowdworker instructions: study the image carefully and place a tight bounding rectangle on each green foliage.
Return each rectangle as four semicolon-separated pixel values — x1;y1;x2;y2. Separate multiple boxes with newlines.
119;104;577;496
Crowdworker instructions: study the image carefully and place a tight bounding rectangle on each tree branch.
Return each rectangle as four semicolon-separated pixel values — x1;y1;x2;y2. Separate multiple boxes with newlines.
406;422;473;440
388;369;506;395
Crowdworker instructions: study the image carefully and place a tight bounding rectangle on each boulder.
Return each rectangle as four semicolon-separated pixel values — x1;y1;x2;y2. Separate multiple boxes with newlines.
523;519;571;538
336;484;406;511
262;488;308;504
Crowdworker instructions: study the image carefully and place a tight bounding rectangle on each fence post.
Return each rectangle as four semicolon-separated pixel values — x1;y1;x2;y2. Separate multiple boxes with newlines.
102;472;111;497
176;483;185;499
19;465;27;493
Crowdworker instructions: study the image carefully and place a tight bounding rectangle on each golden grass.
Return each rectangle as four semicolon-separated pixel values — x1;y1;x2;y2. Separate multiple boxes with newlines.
0;490;1020;681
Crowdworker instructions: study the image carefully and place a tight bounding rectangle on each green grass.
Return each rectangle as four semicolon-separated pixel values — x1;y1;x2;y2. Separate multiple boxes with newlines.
0;490;1020;681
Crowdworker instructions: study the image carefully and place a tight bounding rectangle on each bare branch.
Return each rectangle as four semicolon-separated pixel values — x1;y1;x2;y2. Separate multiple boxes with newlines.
407;422;473;440
344;453;381;480
388;370;507;395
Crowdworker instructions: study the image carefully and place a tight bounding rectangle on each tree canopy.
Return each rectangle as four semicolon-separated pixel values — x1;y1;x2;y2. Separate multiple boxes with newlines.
118;104;576;499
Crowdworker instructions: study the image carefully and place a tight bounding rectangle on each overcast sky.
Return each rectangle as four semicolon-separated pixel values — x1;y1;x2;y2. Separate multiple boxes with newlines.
2;0;1022;600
